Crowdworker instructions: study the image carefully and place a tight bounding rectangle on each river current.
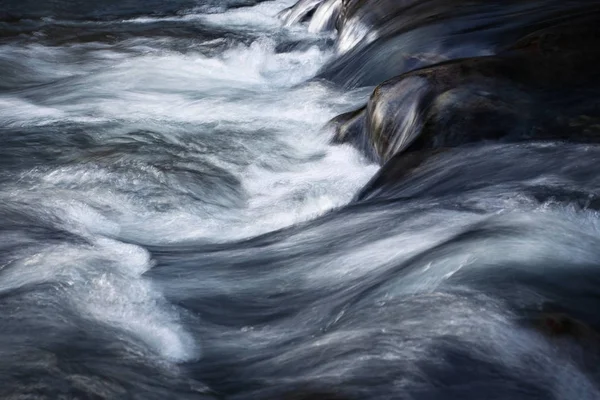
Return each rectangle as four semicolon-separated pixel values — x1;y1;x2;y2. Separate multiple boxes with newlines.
2;0;600;399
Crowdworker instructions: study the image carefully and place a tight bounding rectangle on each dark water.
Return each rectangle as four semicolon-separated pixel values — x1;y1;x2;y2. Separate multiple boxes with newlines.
1;0;600;399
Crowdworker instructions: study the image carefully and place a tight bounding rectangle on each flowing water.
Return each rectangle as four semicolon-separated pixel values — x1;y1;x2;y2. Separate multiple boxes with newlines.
2;0;600;399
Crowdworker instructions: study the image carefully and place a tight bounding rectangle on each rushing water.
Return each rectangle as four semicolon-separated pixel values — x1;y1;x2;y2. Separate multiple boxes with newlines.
2;0;600;399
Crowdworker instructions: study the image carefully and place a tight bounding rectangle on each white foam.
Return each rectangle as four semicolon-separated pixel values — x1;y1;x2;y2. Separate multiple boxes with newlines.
0;1;377;362
78;237;199;362
0;97;65;127
202;0;296;30
1;23;375;243
337;17;378;54
124;0;302;32
238;142;378;238
0;230;198;361
0;40;333;128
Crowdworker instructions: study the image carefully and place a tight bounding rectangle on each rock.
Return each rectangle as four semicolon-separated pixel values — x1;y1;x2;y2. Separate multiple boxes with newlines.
307;0;341;33
278;0;325;26
316;0;600;87
328;108;378;162
332;14;600;165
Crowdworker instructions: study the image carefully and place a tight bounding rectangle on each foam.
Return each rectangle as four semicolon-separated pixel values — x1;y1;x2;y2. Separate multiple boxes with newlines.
0;22;375;243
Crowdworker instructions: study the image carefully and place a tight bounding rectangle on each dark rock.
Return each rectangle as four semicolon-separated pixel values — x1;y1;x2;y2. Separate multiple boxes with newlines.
317;0;600;87
332;13;600;165
328;108;378;162
279;0;324;26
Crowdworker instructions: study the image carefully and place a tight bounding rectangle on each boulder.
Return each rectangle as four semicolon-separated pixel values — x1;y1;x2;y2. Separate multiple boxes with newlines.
333;14;600;165
304;0;600;87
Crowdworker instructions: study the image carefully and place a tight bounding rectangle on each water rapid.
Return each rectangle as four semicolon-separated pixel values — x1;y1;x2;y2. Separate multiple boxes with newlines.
2;0;600;399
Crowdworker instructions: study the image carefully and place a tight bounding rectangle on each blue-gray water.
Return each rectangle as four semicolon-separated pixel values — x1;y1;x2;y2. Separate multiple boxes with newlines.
2;1;600;399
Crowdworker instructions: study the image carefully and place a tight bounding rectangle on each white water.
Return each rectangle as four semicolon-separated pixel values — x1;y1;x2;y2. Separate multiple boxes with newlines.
0;0;377;362
0;1;377;244
4;4;600;398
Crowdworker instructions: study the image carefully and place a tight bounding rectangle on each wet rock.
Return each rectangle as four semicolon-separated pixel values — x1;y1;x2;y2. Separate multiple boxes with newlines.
328;108;378;162
318;0;600;87
307;0;341;33
282;0;600;87
536;313;598;340
278;0;325;26
532;310;600;373
332;14;600;166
